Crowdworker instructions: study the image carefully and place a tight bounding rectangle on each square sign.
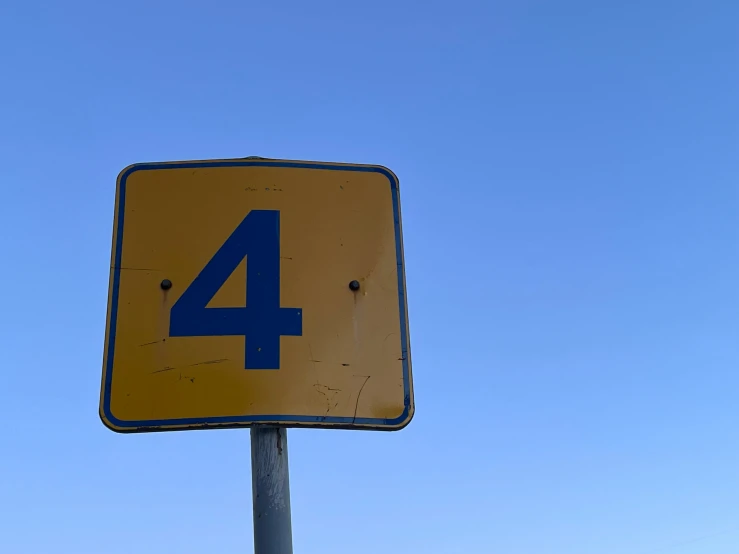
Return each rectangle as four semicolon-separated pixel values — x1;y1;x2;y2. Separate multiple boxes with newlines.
99;158;414;432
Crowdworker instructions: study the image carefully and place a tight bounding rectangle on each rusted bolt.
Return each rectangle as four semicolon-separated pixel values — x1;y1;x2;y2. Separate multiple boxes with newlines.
160;279;173;290
349;280;360;291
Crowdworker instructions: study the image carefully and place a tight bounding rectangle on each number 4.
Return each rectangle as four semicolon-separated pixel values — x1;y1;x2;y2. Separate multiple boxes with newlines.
169;210;303;369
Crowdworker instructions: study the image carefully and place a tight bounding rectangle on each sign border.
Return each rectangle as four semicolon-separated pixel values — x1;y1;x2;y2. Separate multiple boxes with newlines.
99;158;413;433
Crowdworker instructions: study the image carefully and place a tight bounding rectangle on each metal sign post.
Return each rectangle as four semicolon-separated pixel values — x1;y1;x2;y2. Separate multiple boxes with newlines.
251;427;293;554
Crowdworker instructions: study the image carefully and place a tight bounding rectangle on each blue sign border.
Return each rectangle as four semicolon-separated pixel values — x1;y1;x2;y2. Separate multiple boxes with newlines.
101;159;412;432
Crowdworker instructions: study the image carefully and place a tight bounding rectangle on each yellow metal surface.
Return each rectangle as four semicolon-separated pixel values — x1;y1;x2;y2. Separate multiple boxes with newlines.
100;158;413;432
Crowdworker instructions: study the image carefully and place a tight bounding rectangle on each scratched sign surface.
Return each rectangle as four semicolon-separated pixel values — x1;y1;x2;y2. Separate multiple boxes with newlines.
99;158;413;432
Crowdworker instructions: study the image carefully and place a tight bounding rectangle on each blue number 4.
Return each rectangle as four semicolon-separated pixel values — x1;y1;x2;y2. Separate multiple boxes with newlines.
169;210;302;369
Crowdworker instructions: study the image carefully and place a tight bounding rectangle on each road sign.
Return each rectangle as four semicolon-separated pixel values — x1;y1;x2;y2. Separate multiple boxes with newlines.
99;157;413;433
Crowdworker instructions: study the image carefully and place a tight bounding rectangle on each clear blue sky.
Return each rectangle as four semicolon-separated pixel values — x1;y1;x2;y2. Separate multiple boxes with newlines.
1;1;738;553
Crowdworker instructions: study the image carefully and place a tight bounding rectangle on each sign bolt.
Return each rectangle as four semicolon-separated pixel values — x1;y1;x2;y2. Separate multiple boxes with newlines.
349;280;360;291
160;279;173;291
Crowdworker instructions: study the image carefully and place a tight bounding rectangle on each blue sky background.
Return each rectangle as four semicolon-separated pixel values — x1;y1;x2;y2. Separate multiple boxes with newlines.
1;1;738;553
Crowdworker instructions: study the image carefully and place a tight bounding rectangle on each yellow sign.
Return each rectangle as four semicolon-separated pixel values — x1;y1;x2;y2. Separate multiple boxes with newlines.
100;158;413;432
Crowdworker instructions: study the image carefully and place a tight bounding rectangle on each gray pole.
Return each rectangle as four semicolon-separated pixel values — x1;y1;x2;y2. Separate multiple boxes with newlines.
251;426;293;554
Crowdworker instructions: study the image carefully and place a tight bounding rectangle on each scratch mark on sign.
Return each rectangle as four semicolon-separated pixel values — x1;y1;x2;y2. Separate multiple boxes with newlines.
314;384;341;392
313;383;342;414
352;375;371;423
308;343;322;381
150;366;175;374
150;359;229;374
190;358;228;366
139;339;165;347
